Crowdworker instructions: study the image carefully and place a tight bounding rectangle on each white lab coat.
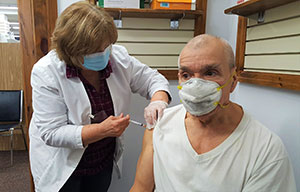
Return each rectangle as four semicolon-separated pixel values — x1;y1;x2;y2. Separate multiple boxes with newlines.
29;45;170;192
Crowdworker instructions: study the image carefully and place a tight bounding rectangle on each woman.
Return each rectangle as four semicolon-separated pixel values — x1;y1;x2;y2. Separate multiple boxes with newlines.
29;2;170;192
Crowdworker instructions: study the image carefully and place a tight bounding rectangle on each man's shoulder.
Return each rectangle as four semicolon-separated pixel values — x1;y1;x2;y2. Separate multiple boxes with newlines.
162;104;185;119
243;113;288;163
155;104;185;131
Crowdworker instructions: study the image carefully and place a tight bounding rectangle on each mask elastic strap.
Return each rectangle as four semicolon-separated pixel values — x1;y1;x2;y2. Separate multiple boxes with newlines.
214;71;236;108
213;101;230;108
216;71;236;92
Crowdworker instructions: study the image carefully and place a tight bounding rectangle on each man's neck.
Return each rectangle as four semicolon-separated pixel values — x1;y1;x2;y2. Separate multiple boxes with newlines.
187;102;242;131
184;102;243;154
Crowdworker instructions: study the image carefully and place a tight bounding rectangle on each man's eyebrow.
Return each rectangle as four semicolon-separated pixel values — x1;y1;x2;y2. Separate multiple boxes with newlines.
180;64;220;73
200;64;220;73
179;66;193;73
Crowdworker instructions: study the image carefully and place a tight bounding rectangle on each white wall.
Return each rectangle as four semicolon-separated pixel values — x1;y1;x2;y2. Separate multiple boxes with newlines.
58;0;300;191
207;0;300;191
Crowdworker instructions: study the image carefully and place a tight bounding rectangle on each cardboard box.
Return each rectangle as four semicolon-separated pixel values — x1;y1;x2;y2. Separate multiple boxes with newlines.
102;0;140;9
151;0;196;10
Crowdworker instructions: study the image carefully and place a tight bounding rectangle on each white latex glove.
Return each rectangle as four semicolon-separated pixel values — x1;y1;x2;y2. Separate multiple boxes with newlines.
144;100;168;129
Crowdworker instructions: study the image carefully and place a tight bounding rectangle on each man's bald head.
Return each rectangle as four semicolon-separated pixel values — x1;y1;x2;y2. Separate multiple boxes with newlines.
180;34;235;69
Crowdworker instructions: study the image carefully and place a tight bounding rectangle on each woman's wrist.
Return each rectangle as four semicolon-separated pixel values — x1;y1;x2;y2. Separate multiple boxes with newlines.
81;123;106;147
151;90;170;103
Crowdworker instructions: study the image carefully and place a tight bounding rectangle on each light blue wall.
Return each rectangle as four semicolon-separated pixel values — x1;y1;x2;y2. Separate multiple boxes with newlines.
58;0;300;191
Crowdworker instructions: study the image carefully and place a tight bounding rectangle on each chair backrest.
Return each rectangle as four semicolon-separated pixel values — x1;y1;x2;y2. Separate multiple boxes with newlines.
0;90;23;123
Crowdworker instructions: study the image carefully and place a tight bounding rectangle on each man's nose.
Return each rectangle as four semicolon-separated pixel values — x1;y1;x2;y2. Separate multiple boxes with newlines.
193;73;202;79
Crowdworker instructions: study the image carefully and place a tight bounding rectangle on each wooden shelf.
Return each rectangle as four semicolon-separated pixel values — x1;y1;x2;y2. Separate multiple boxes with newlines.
104;8;203;19
224;0;298;17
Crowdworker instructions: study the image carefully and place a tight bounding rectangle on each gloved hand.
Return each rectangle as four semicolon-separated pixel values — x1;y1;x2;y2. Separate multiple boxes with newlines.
144;100;168;129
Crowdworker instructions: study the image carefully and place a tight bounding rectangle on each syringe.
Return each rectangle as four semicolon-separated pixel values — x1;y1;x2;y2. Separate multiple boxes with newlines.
129;119;146;128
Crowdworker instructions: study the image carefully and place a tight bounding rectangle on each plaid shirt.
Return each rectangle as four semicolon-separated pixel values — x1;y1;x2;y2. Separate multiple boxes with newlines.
66;63;116;176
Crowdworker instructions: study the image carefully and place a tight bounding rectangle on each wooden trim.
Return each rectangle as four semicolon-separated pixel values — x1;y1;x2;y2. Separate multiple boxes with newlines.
158;70;178;80
104;8;203;19
18;0;35;139
233;6;300;91
18;0;57;130
47;1;58;47
117;28;194;31
239;71;300;90
17;2;34;192
18;1;57;191
235;16;247;74
194;0;207;36
224;0;298;17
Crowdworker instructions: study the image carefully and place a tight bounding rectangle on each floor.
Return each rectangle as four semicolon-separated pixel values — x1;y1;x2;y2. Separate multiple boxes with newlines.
0;150;31;192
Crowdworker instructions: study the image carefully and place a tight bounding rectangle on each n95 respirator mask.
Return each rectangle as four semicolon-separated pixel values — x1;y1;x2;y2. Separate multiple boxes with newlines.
178;78;222;116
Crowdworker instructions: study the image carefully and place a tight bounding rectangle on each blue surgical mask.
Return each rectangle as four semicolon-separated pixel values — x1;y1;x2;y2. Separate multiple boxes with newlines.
83;45;111;71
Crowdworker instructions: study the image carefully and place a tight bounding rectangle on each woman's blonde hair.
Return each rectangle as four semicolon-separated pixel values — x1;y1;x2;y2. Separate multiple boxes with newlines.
51;1;117;68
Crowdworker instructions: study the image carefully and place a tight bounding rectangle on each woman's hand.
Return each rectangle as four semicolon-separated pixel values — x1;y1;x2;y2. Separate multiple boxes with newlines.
82;113;130;146
101;113;130;137
144;91;170;129
144;100;168;129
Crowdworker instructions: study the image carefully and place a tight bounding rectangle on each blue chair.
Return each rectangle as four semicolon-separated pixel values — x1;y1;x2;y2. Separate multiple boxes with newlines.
0;90;27;166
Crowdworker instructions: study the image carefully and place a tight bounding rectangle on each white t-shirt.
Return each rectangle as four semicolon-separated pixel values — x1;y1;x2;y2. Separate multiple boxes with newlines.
153;104;296;192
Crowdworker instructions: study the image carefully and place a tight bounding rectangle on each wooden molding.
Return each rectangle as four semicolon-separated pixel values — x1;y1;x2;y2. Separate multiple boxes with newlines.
235;16;247;75
239;71;300;90
232;4;300;91
103;8;203;19
224;0;298;17
18;0;57;130
158;70;178;80
18;1;58;191
194;0;207;36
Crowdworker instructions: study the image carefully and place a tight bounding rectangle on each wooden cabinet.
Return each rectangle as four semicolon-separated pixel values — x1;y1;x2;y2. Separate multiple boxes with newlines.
225;0;300;90
88;0;207;79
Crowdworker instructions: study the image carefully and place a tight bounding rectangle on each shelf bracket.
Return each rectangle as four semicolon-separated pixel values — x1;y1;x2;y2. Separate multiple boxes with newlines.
257;11;265;23
170;19;179;29
114;10;122;28
170;13;185;30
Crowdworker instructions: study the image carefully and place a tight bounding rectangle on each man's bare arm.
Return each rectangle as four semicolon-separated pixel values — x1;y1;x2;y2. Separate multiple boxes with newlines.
130;129;155;192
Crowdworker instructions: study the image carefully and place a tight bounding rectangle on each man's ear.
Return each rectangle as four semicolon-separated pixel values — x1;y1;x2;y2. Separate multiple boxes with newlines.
230;68;238;93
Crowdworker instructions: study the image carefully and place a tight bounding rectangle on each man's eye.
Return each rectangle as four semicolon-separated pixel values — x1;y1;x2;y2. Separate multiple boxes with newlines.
182;73;191;80
205;71;217;76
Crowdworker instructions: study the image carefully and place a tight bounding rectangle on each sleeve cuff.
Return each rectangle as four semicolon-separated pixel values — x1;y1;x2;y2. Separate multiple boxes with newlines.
75;125;85;149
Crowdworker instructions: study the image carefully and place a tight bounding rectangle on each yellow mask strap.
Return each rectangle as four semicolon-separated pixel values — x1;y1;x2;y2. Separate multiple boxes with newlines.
216;71;236;91
214;101;230;108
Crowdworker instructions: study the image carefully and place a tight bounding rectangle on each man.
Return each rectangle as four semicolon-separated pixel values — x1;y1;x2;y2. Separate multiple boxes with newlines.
130;34;296;192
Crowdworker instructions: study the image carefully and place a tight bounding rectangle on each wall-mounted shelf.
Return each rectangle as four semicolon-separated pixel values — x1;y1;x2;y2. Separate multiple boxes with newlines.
91;0;208;80
224;0;299;16
104;8;203;19
226;0;300;91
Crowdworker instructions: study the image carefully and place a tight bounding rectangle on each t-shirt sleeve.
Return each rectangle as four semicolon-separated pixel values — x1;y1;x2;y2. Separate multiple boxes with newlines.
242;157;297;192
